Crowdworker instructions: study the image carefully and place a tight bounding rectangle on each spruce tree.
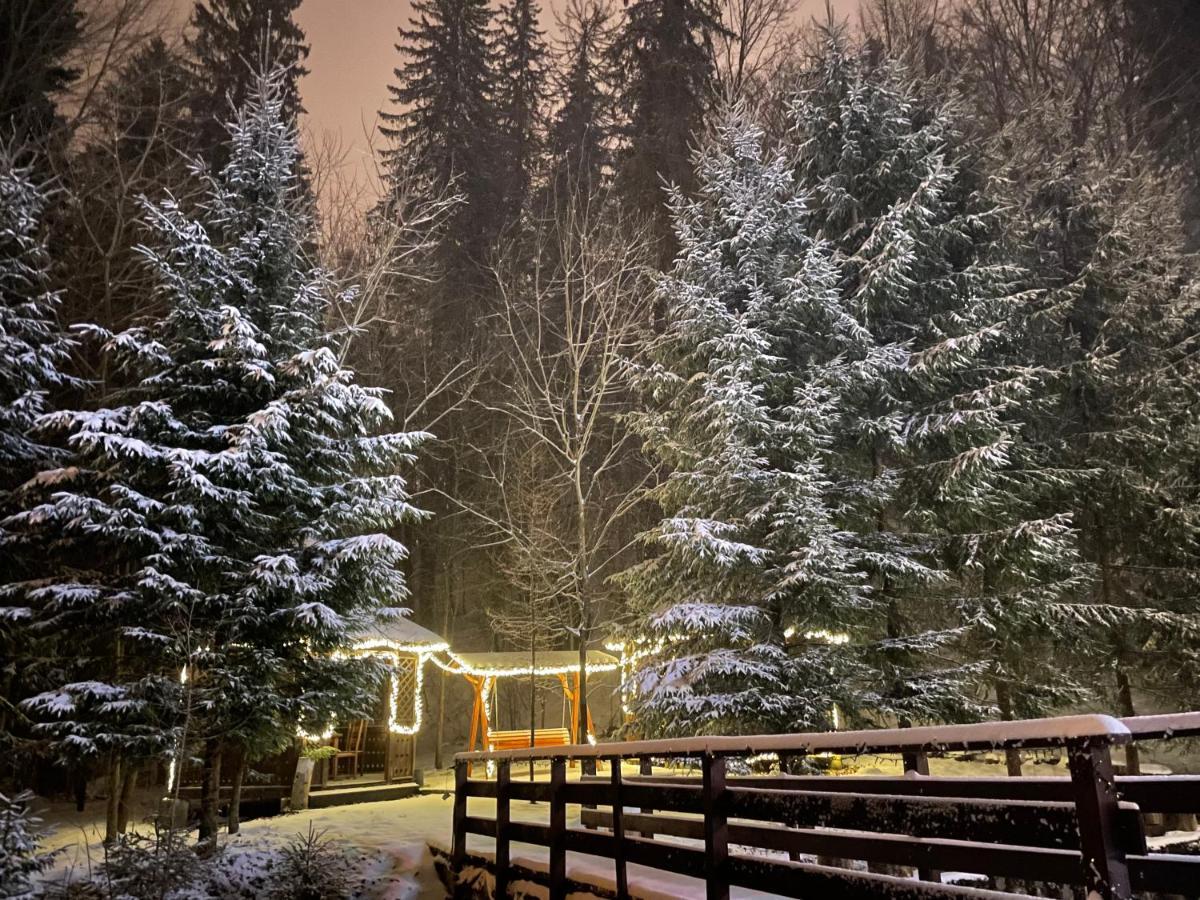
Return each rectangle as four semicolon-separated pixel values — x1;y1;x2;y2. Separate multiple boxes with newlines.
0;0;81;152
791;41;1091;749
0;149;74;762
621;107;900;736
187;0;309;171
609;0;724;252
1000;110;1200;770
491;0;549;227
545;1;612;208
2;70;429;843
380;0;497;324
0;151;72;494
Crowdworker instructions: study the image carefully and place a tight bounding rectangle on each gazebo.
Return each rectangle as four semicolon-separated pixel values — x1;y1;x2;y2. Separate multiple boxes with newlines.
321;616;449;783
431;649;621;755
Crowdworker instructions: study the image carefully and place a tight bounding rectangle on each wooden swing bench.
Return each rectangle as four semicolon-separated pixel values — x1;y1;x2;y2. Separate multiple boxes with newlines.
487;727;572;752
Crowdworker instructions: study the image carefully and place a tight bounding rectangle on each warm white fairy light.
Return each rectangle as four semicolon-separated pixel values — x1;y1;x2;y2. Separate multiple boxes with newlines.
295;639;444;743
426;648;620;678
166;662;190;793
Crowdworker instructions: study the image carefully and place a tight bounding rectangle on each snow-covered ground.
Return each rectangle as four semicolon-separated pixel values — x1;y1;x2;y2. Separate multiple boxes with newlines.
39;787;455;898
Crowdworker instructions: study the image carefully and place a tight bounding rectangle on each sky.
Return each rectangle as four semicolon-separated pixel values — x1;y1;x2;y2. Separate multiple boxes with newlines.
175;0;862;209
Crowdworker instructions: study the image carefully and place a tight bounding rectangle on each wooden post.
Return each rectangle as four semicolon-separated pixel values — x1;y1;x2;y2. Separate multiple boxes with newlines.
638;756;654;838
496;760;511;900
702;753;729;900
549;756;567;900
466;677;482;776
902;751;938;881
1068;741;1132;899
451;761;468;898
611;758;628;899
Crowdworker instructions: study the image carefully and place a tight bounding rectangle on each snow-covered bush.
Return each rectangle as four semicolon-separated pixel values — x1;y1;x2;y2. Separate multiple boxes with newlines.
267;825;351;900
97;828;200;900
0;791;58;898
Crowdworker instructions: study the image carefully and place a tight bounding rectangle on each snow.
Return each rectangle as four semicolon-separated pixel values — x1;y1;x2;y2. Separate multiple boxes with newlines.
42;791;455;899
461;713;1131;762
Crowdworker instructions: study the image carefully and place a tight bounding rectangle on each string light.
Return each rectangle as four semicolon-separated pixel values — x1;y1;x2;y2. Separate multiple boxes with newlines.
426;648;620;678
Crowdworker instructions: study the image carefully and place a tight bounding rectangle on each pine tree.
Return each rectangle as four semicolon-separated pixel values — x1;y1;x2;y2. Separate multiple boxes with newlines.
380;0;495;277
999;108;1200;770
491;0;549;227
2;70;429;844
0;151;72;495
609;0;724;252
57;38;198;383
187;0;309;171
0;0;81;151
620;107;899;737
0;149;74;762
545;0;612;208
791;41;1091;748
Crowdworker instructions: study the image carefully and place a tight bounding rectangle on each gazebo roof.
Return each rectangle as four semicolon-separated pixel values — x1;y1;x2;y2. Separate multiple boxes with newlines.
350;615;449;652
441;649;620;677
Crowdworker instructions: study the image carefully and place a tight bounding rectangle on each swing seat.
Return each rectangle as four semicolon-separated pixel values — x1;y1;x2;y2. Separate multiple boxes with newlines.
487;727;572;752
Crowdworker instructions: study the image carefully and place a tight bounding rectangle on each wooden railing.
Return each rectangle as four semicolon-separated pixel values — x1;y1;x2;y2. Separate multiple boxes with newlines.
449;712;1200;900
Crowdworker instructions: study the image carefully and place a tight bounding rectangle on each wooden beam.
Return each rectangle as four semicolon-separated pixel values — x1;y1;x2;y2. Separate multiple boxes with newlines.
451;761;468;899
1068;743;1133;899
703;752;729;900
611;758;628;899
549;757;567;900
495;760;511;899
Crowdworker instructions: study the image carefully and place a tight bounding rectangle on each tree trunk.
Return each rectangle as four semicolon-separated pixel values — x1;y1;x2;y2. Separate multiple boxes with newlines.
1115;666;1140;775
198;738;223;844
117;762;138;835
227;746;247;835
994;680;1023;777
529;601;537;783
104;752;122;845
435;557;451;771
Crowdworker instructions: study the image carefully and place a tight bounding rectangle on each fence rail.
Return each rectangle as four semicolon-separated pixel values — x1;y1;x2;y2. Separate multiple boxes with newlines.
449;712;1200;900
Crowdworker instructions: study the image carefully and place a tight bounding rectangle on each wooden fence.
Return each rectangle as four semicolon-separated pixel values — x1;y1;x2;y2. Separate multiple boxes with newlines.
449;712;1200;900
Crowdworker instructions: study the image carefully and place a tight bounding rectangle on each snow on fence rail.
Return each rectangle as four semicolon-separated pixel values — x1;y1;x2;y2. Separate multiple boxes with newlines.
448;712;1200;900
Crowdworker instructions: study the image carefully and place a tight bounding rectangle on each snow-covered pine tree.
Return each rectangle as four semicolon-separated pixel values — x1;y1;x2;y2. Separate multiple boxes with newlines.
490;0;549;227
790;39;1090;751
2;70;429;843
0;151;72;495
0;150;74;757
187;0;310;172
620;107;902;737
999;109;1200;771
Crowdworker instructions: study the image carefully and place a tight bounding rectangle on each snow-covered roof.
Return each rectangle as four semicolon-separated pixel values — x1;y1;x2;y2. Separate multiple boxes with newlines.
350;615;448;652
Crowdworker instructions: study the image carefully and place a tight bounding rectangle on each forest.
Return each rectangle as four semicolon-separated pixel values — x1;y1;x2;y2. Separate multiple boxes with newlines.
2;0;1200;876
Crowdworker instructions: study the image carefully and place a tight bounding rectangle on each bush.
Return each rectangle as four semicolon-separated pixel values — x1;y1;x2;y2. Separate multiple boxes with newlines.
268;825;351;900
99;827;201;900
0;790;59;898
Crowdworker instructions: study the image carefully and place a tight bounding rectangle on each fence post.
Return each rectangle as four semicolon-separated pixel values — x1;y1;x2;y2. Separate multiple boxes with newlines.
549;755;567;900
451;760;468;898
901;751;939;881
611;757;628;899
495;759;511;899
702;752;729;900
1068;740;1132;899
638;756;654;838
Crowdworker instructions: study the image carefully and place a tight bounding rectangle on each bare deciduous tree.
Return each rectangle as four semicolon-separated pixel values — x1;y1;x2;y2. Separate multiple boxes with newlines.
711;0;800;100
470;191;657;743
